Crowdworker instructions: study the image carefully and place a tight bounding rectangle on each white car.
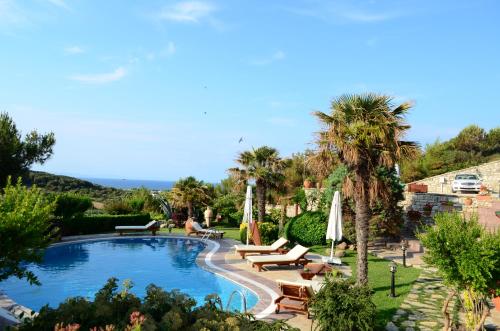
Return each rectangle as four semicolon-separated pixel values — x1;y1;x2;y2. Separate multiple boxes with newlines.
451;174;482;193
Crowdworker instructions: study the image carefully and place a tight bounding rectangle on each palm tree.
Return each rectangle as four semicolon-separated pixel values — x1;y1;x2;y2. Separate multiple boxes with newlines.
167;176;211;218
314;93;417;285
228;146;285;222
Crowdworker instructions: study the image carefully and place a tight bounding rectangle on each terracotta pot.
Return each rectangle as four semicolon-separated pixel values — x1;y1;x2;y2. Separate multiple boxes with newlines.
303;180;313;189
493;296;500;312
464;197;473;206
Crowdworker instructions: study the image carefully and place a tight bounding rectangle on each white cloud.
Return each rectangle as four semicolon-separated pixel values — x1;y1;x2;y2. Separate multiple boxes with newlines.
249;50;286;66
285;1;403;24
158;1;214;23
64;45;84;54
47;0;69;10
341;11;397;23
0;0;26;26
69;67;127;84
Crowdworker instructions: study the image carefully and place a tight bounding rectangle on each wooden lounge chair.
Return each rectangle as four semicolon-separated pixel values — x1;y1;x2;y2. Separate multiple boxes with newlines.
246;245;310;272
234;237;289;259
115;220;159;236
186;220;224;239
275;279;315;318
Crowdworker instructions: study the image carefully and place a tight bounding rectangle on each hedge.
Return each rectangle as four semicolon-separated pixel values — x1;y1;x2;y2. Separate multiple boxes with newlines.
59;214;151;236
284;211;328;246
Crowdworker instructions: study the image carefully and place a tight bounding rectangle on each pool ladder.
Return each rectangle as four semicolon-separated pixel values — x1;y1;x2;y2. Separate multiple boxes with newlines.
225;289;248;313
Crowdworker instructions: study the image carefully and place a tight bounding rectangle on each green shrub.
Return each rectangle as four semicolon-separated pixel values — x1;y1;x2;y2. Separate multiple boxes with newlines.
259;222;279;245
228;209;244;227
127;197;145;213
310;276;376;331
105;200;133;215
418;213;500;329
17;278;299;331
0;178;55;285
239;222;279;245
54;193;92;220
60;214;151;236
284;211;327;246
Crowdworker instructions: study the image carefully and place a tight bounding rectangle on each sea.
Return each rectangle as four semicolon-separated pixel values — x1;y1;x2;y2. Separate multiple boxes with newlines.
82;177;175;191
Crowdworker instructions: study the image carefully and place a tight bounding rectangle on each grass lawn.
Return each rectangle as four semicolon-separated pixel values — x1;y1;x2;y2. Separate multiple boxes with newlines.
310;246;421;329
160;226;241;241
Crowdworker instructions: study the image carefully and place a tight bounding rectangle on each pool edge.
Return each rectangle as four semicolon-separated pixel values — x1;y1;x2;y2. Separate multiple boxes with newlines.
0;234;279;323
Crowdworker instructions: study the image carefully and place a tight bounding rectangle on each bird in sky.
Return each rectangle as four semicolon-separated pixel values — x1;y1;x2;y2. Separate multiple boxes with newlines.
238;137;243;143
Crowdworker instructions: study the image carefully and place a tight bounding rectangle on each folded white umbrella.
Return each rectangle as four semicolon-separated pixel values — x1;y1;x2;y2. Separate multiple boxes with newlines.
326;191;343;262
395;163;400;178
242;185;253;245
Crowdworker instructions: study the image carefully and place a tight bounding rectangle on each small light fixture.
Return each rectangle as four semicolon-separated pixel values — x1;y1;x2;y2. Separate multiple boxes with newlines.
401;239;408;267
389;261;397;298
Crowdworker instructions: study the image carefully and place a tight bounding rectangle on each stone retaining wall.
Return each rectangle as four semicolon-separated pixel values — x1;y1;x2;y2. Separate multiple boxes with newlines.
407;160;500;196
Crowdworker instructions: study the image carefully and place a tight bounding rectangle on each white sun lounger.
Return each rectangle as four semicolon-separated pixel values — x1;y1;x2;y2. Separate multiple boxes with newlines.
234;237;289;258
191;221;224;240
115;220;159;236
246;244;311;271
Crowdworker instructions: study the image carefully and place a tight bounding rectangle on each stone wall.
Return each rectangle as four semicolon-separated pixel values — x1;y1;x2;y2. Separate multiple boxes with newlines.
401;192;461;214
406;160;500;196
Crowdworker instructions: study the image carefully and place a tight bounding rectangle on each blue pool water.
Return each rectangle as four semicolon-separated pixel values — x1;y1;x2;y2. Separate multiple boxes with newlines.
0;238;257;312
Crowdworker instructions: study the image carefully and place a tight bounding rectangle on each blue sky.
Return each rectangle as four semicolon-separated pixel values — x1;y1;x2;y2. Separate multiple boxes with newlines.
1;0;499;182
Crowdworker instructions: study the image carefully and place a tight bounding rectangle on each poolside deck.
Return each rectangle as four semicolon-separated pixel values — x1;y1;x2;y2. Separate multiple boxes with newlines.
196;237;352;330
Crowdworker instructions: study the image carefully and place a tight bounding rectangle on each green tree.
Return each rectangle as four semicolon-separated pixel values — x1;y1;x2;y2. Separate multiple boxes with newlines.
0;178;55;284
228;146;286;222
167;176;211;218
418;213;500;330
314;93;417;285
0;112;55;187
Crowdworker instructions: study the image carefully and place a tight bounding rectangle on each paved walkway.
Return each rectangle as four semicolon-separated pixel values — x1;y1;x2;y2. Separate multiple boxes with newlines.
385;268;445;331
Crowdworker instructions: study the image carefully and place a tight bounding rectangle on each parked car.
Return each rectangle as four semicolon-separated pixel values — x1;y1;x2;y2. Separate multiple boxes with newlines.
451;174;482;193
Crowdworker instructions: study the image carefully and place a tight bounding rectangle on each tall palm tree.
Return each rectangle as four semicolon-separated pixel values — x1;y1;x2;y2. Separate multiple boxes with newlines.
167;176;210;218
314;93;417;285
228;146;285;222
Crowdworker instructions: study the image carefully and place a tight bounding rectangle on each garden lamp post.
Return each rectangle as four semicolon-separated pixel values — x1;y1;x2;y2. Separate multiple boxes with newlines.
401;239;408;267
389;261;397;298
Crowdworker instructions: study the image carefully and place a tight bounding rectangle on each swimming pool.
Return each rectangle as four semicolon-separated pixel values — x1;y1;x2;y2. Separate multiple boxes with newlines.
0;237;257;312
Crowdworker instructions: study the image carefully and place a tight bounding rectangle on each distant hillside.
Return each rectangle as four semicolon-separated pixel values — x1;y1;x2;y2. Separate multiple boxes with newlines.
27;171;127;201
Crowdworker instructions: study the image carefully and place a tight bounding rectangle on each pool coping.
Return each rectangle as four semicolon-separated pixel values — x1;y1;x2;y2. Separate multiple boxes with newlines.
0;233;279;324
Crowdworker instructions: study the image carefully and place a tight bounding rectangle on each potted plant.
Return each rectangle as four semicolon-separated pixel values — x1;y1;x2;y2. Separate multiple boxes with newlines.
300;267;315;280
422;203;433;216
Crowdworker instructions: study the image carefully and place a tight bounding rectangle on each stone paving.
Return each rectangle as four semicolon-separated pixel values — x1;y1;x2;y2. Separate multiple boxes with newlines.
385;267;499;331
385;267;445;331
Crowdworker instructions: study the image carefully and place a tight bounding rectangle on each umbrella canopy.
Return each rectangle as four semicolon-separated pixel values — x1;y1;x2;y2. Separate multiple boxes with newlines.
326;191;343;260
242;185;253;245
395;163;400;178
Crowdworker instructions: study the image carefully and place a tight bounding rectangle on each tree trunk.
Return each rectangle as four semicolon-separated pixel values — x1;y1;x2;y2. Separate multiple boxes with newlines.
187;202;194;218
354;169;371;286
473;299;489;331
279;201;286;233
442;289;456;331
256;181;266;222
